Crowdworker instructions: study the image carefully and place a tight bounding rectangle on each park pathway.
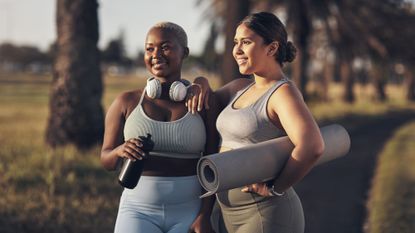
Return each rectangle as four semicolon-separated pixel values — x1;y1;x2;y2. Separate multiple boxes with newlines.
295;110;415;233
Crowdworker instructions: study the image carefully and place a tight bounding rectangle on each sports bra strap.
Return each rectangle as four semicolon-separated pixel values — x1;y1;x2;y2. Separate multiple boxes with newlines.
138;87;146;105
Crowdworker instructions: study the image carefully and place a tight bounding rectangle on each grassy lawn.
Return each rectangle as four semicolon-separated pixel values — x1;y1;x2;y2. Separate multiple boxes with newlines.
0;73;124;233
0;72;414;232
365;121;415;233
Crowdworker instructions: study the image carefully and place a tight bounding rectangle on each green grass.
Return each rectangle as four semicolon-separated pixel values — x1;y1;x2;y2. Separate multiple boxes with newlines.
365;121;415;233
0;71;414;232
0;73;123;233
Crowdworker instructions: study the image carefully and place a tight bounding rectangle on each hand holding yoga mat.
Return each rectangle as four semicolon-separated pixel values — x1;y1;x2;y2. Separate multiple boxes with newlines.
197;124;351;197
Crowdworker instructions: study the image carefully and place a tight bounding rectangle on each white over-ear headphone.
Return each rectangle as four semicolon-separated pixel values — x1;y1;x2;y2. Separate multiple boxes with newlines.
146;77;191;102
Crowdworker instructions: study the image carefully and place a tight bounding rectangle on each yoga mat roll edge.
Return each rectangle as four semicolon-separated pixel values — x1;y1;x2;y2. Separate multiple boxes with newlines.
198;124;351;198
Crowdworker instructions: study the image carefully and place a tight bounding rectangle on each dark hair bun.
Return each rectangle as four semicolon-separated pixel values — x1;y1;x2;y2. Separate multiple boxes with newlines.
284;41;297;63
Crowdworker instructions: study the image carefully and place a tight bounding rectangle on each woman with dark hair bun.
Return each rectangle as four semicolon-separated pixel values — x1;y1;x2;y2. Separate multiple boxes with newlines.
194;12;324;233
239;12;297;65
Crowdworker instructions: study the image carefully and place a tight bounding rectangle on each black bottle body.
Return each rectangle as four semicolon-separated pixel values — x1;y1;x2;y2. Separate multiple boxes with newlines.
118;134;154;189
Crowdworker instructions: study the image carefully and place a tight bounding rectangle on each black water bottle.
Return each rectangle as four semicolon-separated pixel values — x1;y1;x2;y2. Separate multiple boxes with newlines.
118;134;154;189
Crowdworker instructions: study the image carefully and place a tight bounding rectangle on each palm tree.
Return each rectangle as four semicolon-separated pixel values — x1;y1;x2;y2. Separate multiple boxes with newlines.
46;0;104;148
286;0;312;100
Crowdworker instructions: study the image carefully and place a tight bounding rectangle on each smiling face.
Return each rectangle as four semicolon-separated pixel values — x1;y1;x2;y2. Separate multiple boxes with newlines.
233;24;271;75
144;28;187;80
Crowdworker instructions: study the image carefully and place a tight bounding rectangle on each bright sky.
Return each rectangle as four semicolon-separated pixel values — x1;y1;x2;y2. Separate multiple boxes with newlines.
0;0;211;56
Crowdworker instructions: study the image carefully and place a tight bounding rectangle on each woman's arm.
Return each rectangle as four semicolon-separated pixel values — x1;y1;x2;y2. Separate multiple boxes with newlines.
268;82;325;193
190;94;221;233
190;76;253;112
100;92;145;171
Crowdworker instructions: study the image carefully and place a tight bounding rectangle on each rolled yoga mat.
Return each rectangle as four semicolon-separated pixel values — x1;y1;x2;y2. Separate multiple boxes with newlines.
197;124;351;198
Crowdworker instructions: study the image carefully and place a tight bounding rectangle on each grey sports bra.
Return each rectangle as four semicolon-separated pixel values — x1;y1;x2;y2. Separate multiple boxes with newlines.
216;78;289;149
123;90;206;159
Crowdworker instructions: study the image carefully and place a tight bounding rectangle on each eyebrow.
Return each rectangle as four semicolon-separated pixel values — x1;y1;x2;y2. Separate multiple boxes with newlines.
234;37;254;41
145;40;173;46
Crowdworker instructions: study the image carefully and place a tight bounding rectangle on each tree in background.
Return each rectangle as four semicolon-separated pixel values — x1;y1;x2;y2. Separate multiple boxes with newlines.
46;0;104;148
200;0;415;102
0;43;51;71
364;1;415;101
102;39;125;65
221;0;251;84
286;0;312;100
101;30;132;66
198;23;221;72
197;0;250;85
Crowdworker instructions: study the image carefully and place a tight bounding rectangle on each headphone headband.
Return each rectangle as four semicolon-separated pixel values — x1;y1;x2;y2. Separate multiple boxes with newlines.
145;77;190;102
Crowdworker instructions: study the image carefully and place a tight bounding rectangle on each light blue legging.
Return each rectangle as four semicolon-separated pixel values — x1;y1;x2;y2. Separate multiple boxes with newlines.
114;175;202;233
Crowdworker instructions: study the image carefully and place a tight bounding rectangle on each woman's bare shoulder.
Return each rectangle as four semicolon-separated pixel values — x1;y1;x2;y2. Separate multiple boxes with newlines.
271;80;303;101
110;89;144;114
117;89;142;102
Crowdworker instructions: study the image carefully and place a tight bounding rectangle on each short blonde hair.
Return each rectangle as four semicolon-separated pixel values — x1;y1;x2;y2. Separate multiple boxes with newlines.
151;22;188;48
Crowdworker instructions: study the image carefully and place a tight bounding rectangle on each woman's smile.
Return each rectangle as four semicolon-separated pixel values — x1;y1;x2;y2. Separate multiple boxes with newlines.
151;59;168;70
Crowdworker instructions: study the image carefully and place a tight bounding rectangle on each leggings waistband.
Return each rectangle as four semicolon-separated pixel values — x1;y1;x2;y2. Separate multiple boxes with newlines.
122;175;201;204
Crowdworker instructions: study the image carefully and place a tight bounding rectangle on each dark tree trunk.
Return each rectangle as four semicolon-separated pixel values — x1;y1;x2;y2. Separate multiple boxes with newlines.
405;67;415;101
46;0;104;148
371;62;387;102
322;58;334;101
289;0;311;101
333;58;342;83
220;0;250;85
291;48;310;100
340;57;355;103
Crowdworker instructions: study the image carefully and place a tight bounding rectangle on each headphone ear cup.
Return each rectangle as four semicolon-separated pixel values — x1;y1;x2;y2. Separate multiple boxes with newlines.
146;77;162;99
169;81;188;101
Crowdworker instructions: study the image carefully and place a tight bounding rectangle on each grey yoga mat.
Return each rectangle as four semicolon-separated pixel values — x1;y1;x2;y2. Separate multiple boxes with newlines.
197;124;351;198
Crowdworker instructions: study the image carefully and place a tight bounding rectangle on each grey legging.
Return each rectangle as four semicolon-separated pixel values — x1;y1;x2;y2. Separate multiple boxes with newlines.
211;187;304;233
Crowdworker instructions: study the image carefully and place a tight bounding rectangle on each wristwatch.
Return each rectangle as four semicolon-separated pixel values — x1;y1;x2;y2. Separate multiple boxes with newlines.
268;185;285;197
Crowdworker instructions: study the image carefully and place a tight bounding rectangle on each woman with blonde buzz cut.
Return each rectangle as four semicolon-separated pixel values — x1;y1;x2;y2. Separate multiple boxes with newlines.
101;22;218;233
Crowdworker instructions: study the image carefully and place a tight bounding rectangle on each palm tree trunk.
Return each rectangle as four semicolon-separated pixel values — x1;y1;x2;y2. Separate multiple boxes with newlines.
220;0;250;85
288;0;311;101
46;0;104;148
